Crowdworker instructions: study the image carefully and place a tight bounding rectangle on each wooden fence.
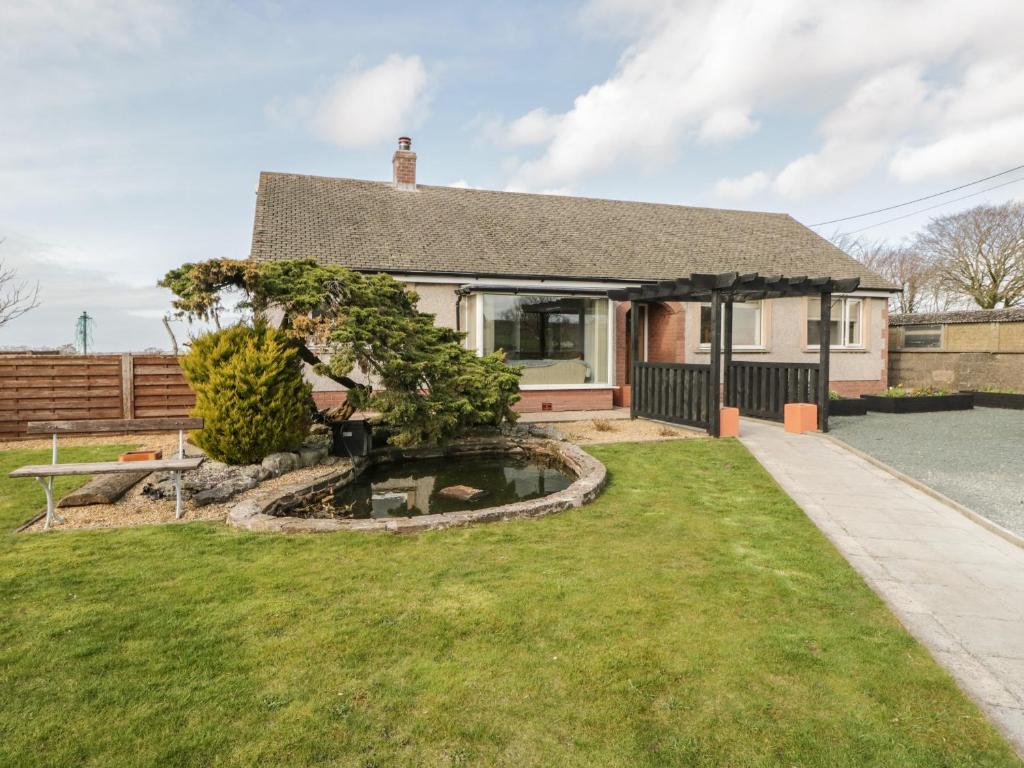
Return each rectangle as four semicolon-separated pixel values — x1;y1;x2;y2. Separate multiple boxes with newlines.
725;361;820;421
630;362;712;429
0;354;194;439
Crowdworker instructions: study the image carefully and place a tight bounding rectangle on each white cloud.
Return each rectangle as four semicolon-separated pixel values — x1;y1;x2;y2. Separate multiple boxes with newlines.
890;115;1024;184
503;0;1024;195
714;171;769;201
0;0;180;59
313;55;430;148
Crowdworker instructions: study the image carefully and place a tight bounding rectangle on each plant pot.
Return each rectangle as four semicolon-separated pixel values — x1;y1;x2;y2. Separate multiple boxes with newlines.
828;398;868;416
960;391;1024;410
119;449;163;462
860;393;974;414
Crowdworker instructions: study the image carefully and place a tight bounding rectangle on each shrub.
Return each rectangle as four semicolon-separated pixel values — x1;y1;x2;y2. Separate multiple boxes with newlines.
180;323;312;465
880;384;951;398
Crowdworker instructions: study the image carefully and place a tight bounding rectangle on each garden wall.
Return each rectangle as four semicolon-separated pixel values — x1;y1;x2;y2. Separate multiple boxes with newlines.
0;354;195;439
888;350;1024;391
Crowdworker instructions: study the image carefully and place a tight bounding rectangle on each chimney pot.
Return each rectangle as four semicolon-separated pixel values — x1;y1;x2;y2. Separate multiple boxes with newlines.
392;136;417;190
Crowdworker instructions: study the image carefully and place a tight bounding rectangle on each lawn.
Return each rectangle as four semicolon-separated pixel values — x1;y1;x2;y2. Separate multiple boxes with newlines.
0;439;1017;767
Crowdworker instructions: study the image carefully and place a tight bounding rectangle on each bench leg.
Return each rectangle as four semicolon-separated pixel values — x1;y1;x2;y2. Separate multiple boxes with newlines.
36;477;64;530
174;471;183;520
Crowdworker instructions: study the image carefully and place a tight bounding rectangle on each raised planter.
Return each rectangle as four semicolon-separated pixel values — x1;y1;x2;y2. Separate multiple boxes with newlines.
961;391;1024;410
828;398;868;416
860;393;974;414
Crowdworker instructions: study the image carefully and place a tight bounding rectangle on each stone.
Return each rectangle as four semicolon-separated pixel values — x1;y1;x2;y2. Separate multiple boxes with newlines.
297;444;329;468
262;452;298;476
438;484;488;502
305;423;333;449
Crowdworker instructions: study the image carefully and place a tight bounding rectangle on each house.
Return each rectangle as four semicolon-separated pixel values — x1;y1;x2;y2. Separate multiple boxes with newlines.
249;138;896;413
889;307;1024;391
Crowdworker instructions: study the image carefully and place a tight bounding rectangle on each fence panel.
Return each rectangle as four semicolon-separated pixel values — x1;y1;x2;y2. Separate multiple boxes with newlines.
725;361;819;421
0;354;194;438
632;362;711;429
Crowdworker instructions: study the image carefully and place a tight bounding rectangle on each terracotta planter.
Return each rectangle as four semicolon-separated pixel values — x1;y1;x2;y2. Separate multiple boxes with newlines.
860;393;974;414
719;407;740;437
784;403;817;433
961;391;1024;410
119;449;163;462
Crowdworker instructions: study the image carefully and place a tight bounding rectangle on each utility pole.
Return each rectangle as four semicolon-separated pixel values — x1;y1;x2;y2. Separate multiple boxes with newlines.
75;310;94;354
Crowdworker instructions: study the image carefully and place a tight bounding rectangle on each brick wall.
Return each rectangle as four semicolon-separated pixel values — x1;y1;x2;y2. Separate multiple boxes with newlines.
889;351;1024;390
829;379;887;398
516;389;614;413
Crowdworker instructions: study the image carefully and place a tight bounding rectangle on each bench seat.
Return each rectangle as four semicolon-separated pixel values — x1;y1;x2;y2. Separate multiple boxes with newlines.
9;457;204;479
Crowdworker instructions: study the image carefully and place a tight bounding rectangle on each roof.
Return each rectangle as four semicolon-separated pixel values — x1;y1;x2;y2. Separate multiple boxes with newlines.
890;307;1024;326
249;172;894;290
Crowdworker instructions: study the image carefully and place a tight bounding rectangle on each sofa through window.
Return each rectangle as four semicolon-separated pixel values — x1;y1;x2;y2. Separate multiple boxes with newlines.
480;294;610;386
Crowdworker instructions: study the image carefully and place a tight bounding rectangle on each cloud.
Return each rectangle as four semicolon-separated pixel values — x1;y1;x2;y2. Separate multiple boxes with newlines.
502;0;1024;194
313;55;430;148
714;171;769;201
0;0;180;59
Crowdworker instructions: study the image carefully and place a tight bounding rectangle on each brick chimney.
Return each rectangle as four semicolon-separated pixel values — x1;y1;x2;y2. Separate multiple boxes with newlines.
392;136;416;190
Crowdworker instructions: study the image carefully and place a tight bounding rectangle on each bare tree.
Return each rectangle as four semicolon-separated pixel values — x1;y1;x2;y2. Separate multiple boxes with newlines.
832;234;944;313
916;201;1024;309
161;313;180;355
0;247;41;328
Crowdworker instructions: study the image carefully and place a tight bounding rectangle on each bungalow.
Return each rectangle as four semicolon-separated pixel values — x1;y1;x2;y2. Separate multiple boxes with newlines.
249;138;895;413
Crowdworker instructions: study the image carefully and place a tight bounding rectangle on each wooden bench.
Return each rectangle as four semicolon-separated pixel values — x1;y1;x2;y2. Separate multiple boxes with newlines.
9;417;205;530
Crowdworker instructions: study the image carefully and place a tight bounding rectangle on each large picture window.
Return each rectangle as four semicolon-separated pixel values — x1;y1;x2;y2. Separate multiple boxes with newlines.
699;301;763;348
480;294;610;386
807;297;864;348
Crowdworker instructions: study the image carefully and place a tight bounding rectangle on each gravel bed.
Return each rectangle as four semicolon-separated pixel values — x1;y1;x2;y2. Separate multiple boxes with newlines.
830;408;1024;537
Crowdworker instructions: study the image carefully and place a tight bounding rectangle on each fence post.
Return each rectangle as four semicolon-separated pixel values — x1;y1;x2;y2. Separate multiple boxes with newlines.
723;299;733;407
708;290;722;437
629;302;639;419
818;293;831;432
121;353;135;420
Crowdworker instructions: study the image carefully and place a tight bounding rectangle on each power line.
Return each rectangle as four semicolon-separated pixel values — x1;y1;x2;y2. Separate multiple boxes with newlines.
836;175;1024;237
809;162;1024;227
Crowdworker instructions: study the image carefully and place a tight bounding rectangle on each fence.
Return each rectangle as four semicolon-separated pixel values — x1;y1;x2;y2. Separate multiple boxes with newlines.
630;362;711;429
0;354;194;439
725;361;819;421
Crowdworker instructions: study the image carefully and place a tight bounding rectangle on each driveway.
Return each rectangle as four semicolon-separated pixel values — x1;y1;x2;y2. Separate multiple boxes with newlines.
830;407;1024;539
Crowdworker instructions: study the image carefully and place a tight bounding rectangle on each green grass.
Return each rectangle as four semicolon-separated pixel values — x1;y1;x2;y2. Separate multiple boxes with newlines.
0;440;1017;767
0;444;136;531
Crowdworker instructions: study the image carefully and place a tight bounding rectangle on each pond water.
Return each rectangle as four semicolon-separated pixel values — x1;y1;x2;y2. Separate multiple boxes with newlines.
296;455;574;519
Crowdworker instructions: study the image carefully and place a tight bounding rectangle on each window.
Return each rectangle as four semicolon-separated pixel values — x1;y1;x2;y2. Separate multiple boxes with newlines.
479;294;610;386
902;324;942;349
807;297;864;348
699;301;763;348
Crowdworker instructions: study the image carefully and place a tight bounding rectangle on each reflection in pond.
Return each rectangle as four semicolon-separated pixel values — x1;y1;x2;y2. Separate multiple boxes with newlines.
297;455;574;519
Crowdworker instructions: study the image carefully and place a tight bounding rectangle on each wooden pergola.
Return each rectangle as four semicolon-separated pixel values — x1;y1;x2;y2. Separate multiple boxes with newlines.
608;272;861;436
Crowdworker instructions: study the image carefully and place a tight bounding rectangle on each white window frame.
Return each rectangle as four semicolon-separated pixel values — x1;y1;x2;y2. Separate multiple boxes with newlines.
698;300;768;351
474;292;616;390
806;296;866;350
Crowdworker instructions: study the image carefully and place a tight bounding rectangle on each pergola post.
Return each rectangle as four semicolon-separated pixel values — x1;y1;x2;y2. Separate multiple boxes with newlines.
629;301;640;420
723;299;734;407
708;289;722;437
818;292;832;433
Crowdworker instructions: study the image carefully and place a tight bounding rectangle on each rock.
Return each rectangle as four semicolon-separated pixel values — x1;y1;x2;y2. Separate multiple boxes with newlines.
262;452;298;476
298;444;329;468
305;423;333;449
59;471;150;507
438;484;488;502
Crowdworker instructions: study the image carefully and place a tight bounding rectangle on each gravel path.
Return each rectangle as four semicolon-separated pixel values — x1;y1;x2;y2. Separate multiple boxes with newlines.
830;408;1024;538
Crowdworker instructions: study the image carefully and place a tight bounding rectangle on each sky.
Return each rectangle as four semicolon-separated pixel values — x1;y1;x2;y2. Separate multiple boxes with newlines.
2;0;1023;351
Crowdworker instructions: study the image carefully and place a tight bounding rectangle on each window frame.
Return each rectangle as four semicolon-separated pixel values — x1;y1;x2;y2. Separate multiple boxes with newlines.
697;299;768;351
806;296;867;350
899;323;944;350
473;291;616;389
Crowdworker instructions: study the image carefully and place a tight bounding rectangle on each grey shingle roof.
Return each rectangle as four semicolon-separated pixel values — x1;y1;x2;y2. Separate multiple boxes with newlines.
890;307;1024;326
249;172;894;290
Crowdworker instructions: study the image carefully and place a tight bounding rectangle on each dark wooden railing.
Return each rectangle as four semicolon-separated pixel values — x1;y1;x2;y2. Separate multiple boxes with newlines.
725;361;819;421
631;362;711;428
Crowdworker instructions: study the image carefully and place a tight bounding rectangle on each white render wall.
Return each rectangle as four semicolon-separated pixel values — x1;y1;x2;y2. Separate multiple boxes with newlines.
685;296;886;383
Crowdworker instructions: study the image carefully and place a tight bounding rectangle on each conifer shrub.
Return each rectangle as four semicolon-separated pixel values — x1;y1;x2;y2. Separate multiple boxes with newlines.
180;323;312;465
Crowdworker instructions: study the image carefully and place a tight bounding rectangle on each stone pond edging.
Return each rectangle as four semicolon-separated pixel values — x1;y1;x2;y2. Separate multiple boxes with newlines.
226;436;606;534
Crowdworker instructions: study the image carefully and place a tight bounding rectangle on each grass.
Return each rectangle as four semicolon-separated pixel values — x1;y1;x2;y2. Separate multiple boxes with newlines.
0;439;1018;767
0;444;136;531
